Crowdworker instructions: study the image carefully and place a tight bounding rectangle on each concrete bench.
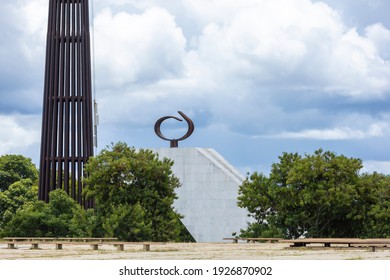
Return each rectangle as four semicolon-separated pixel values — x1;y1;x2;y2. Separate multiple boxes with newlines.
2;239;165;252
103;242;160;251
223;237;282;243
5;241;99;250
6;242;41;249
143;243;151;251
351;243;389;252
280;238;390;252
223;238;239;243
243;238;282;243
56;237;118;243
3;237;56;242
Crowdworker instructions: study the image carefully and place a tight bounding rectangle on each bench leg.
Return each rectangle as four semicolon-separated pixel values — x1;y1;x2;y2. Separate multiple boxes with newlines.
143;244;151;251
7;243;16;249
292;243;306;247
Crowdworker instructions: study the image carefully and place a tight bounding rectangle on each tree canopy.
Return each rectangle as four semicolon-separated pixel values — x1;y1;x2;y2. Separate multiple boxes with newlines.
4;147;387;240
0;147;193;241
0;179;38;228
0;154;38;192
1;189;90;237
237;149;390;239
83;142;188;241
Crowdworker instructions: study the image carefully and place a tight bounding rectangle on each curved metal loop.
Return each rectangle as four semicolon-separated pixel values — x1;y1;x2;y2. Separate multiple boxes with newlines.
154;111;195;148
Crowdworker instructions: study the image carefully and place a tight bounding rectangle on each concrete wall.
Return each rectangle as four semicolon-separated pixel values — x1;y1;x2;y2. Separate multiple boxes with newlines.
152;147;251;242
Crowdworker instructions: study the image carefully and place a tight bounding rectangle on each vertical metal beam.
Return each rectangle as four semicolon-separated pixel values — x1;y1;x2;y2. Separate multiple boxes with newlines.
39;0;94;207
71;0;76;200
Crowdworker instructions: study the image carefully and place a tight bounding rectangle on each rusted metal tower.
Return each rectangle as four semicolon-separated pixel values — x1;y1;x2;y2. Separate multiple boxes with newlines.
38;0;94;207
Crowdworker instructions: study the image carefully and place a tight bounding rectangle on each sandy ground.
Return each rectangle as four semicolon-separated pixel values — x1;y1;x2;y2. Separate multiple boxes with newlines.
1;241;390;260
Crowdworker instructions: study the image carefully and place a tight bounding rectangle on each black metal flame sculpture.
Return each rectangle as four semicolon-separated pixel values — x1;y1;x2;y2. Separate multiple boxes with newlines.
154;111;195;148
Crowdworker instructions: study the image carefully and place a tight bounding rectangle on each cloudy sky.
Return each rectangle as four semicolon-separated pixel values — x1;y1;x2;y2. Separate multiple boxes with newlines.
1;0;390;175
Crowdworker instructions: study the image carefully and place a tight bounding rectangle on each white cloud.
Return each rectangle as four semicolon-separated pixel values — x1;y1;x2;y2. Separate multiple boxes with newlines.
264;120;390;140
185;0;390;97
0;0;46;110
9;0;47;64
87;0;390;140
94;7;186;88
365;23;390;60
325;27;390;96
0;115;40;155
2;0;390;171
362;161;390;174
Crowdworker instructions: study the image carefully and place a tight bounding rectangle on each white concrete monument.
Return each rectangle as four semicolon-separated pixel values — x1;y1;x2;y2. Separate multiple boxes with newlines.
152;147;251;242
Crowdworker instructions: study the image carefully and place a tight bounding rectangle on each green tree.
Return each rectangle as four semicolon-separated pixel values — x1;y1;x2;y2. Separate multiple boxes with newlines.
276;149;362;238
1;201;49;237
0;179;38;228
0;154;38;191
83;142;186;241
1;189;90;237
45;189;88;236
355;173;390;237
102;203;152;241
237;173;274;228
238;149;389;239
